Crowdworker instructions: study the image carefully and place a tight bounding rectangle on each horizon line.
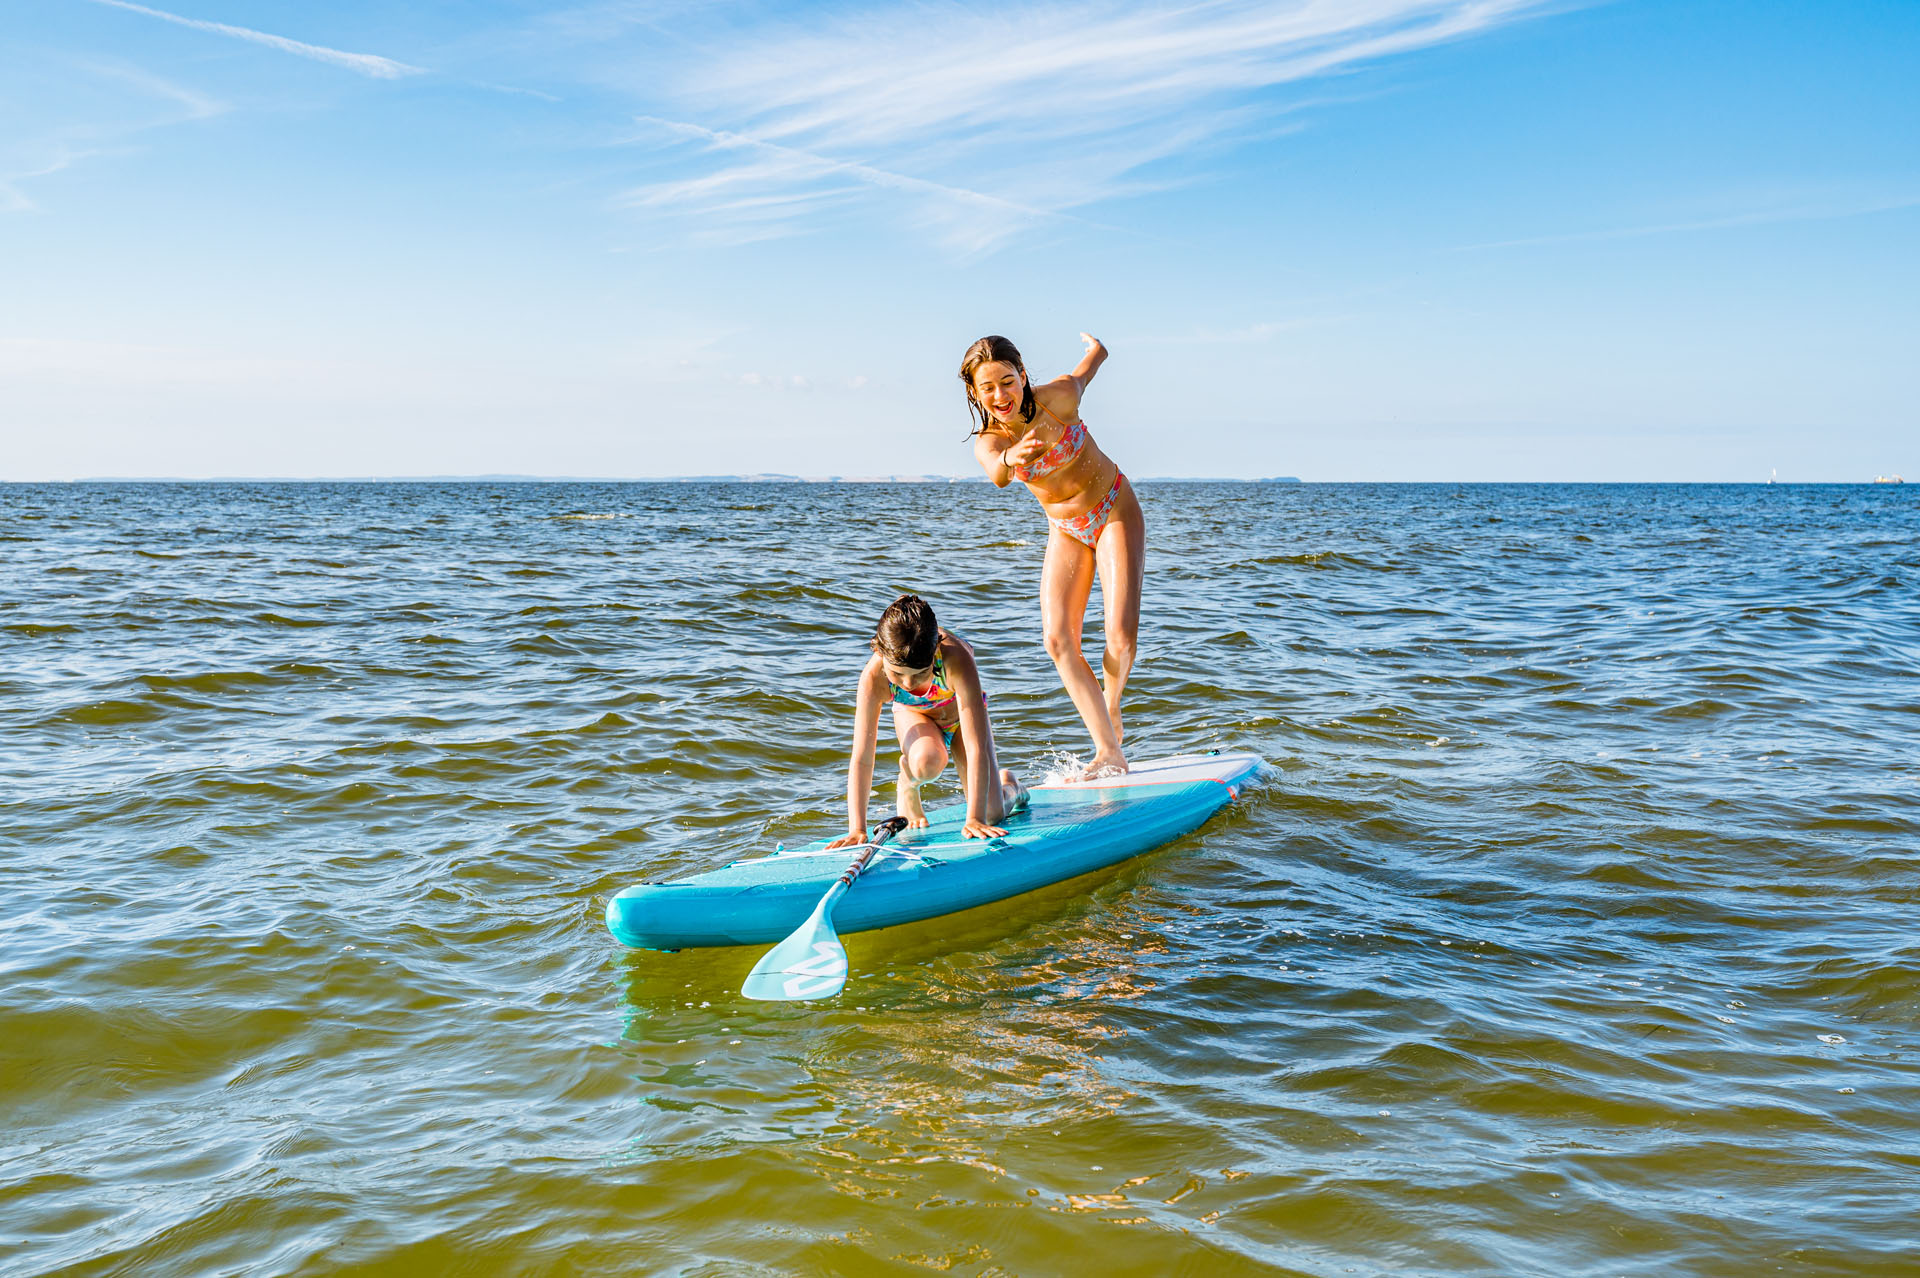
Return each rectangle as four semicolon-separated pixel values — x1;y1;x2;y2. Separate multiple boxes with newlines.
6;475;1904;486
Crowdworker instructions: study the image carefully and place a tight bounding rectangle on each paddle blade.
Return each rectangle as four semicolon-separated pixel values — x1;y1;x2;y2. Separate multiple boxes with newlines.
741;908;849;1001
741;817;904;1002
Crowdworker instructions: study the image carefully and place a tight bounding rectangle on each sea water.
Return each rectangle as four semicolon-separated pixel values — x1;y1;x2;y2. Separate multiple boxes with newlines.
3;481;1916;1275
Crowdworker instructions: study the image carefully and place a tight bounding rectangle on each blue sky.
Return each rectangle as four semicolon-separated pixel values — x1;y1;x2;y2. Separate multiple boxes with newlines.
3;0;1915;481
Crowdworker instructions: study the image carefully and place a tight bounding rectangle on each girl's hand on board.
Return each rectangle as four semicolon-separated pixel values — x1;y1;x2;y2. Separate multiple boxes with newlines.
962;819;1007;840
824;828;867;851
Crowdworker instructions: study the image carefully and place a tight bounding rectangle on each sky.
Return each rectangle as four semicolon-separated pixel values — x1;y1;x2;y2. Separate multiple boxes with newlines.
2;0;1915;481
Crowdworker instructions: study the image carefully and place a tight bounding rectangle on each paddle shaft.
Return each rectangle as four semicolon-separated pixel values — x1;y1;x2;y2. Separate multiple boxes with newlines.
832;816;909;898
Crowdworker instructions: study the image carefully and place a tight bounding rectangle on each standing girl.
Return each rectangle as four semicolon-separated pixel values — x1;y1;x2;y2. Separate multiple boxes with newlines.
963;333;1143;777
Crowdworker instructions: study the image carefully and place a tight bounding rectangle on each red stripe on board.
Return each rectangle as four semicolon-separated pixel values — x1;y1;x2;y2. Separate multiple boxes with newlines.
1031;775;1239;795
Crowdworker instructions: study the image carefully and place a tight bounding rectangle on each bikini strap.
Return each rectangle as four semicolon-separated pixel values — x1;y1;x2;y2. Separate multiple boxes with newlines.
1037;397;1087;439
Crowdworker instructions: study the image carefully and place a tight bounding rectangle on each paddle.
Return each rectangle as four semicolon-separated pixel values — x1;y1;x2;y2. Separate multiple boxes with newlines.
741;816;910;1002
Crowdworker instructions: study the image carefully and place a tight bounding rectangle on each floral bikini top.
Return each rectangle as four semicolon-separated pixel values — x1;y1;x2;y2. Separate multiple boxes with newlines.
886;630;968;711
889;656;954;710
1009;404;1090;482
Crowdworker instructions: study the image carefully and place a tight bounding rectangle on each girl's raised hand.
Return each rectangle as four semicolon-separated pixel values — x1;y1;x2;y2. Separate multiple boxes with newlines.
1071;332;1107;392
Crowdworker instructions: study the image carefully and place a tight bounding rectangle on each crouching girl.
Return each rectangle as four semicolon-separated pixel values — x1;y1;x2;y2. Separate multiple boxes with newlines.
826;594;1028;849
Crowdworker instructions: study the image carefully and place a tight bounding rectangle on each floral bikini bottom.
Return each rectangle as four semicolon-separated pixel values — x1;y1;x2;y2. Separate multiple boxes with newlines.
1049;472;1128;549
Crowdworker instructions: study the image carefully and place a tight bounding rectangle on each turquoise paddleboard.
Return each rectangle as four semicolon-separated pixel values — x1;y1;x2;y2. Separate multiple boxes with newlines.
605;752;1263;951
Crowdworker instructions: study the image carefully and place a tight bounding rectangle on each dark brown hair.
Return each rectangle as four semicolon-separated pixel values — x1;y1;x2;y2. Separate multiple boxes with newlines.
959;335;1036;436
872;594;940;669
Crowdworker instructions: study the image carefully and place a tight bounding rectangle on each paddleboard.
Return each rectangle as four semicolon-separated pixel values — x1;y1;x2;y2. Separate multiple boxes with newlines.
605;751;1262;951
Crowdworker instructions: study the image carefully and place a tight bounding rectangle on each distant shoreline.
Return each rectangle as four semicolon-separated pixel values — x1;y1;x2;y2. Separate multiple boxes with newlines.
45;473;1309;485
6;476;1907;485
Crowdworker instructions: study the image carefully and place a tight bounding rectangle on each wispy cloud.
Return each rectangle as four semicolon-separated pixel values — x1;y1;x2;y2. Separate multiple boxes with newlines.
620;114;1075;251
614;0;1552;251
87;0;424;79
2;61;226;213
2;154;93;213
82;59;227;120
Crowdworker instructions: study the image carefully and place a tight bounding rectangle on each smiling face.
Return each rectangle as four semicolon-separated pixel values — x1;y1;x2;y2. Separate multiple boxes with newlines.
971;360;1026;424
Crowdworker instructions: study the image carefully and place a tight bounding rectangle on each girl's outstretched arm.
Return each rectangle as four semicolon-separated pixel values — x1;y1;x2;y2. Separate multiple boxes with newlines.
826;663;886;850
1066;332;1107;396
1037;332;1106;420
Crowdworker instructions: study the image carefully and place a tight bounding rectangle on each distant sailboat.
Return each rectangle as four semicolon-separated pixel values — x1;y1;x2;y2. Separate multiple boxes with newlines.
1768;468;1776;484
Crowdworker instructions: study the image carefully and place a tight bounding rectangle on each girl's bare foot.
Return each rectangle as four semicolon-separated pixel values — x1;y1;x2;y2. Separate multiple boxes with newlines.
1080;751;1129;780
1001;768;1029;815
896;775;929;828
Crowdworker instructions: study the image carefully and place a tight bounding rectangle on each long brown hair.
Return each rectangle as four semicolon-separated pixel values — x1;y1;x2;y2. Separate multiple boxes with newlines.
959;335;1036;436
872;594;940;669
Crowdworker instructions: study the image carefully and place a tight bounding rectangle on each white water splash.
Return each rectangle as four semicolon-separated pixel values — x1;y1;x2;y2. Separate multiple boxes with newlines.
1035;749;1088;785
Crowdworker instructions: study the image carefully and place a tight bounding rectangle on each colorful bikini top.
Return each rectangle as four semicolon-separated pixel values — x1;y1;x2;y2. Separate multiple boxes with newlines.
1009;404;1089;482
887;631;960;710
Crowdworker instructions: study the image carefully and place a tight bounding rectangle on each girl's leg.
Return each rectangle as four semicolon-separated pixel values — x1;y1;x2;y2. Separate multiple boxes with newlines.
1093;483;1147;744
952;719;1029;826
891;705;949;828
1002;769;1030;815
1040;526;1126;774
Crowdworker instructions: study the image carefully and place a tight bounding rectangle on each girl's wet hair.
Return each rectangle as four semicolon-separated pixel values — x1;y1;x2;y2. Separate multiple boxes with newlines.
873;594;940;669
959;335;1037;436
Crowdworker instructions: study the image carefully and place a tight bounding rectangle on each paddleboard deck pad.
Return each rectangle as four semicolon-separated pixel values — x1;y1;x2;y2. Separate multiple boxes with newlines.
605;751;1262;951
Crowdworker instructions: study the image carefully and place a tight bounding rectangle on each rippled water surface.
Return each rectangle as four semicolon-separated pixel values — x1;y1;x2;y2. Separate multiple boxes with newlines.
4;480;1917;1276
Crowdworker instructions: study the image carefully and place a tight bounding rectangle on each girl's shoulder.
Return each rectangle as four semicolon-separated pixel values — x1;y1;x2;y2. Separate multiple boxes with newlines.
1032;376;1082;424
937;630;979;670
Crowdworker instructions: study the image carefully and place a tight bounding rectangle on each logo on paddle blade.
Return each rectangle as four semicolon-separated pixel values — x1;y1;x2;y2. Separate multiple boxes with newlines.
779;942;847;999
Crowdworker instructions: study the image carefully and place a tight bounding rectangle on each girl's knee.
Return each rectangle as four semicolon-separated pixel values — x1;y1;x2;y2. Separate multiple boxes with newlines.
902;742;947;781
1043;628;1080;663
